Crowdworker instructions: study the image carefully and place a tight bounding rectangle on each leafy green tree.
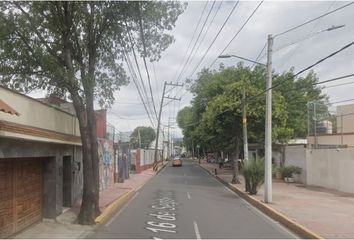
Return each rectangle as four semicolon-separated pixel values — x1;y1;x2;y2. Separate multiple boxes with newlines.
0;1;185;224
178;63;328;183
272;69;328;138
130;126;156;149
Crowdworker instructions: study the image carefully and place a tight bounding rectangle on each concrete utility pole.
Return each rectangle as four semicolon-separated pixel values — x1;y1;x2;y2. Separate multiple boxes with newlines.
153;81;183;171
265;34;273;203
242;87;249;161
138;128;141;148
167;118;171;159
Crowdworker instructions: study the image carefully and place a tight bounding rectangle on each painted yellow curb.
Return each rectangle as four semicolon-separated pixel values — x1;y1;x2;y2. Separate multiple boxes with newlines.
94;164;167;225
156;161;168;175
198;164;323;239
95;189;135;224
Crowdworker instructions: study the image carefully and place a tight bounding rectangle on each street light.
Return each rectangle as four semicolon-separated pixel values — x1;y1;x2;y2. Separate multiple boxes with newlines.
218;54;266;66
219;23;344;204
264;24;345;203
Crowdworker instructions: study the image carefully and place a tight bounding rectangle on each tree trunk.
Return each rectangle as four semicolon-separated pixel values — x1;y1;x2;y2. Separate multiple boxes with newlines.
70;91;100;225
86;92;101;217
231;137;241;184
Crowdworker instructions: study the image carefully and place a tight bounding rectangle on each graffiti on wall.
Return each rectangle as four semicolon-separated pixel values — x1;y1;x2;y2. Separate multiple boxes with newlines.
98;139;114;191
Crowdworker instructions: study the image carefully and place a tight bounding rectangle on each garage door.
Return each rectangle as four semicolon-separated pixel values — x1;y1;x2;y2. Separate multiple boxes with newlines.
0;158;42;238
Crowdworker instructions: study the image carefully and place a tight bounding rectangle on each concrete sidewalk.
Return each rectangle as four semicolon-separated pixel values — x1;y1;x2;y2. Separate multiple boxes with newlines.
199;159;354;239
13;163;166;239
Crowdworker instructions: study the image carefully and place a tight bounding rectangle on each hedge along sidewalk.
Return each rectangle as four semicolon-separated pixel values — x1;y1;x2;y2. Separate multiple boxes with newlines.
198;159;354;239
95;161;168;224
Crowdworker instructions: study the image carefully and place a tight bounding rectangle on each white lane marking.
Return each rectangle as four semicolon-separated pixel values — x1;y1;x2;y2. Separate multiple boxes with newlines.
222;186;299;239
187;192;191;199
105;192;139;227
193;221;201;239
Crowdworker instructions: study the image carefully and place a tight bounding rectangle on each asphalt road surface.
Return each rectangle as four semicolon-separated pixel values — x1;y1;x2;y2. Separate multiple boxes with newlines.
88;159;297;239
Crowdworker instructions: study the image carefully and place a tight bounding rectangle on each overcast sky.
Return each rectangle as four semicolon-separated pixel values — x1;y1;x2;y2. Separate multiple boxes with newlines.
29;1;354;139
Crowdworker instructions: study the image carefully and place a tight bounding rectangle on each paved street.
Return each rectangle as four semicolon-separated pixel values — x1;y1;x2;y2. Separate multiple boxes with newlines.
88;159;297;239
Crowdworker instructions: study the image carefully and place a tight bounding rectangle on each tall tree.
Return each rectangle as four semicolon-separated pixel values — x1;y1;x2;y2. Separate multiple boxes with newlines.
130;126;156;149
0;1;185;224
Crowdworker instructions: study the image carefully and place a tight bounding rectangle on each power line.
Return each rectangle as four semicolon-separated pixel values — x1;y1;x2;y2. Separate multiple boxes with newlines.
191;0;224;65
152;62;159;96
172;1;209;83
179;73;354;130
125;22;156;121
186;1;240;79
248;40;354;103
331;98;354;105
274;2;354;38
175;0;216;83
207;1;264;70
324;81;354;89
276;1;337;69
123;47;156;127
125;56;155;127
137;3;158;120
282;73;354;97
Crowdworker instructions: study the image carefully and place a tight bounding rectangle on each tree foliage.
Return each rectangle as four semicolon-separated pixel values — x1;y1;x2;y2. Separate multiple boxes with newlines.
0;1;186;224
130;126;156;149
178;63;327;157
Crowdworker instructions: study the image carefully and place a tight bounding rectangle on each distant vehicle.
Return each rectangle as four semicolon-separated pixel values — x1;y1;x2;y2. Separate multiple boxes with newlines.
172;156;182;167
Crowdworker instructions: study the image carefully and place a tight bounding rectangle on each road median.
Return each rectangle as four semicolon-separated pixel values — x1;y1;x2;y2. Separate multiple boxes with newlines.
197;163;323;239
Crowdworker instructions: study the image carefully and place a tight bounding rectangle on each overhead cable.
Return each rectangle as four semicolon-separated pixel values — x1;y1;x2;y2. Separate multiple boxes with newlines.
274;2;354;38
186;1;240;79
207;1;264;70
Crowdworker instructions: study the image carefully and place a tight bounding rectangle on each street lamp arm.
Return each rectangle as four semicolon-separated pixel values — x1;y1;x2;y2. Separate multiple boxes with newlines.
218;54;266;66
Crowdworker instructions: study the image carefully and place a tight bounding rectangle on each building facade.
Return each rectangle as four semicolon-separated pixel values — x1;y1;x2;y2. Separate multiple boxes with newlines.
0;87;83;238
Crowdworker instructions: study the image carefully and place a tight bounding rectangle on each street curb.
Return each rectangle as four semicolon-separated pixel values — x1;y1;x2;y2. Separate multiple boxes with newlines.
197;163;323;240
95;189;135;224
94;163;167;225
156;161;168;175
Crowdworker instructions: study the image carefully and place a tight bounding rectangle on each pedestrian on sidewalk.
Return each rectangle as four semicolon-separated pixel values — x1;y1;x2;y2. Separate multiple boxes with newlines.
218;157;223;169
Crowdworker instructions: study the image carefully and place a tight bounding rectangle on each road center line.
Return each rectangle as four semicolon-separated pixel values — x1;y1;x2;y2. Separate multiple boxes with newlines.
187;192;191;199
105;192;139;227
193;221;201;239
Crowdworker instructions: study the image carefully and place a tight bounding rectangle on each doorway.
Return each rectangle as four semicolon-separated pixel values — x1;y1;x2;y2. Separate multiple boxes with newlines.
62;156;72;208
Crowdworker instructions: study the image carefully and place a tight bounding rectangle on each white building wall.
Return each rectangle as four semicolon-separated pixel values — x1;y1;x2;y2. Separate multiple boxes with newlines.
306;148;354;194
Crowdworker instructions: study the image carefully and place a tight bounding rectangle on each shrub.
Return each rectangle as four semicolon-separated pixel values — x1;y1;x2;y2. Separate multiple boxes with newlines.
281;166;302;178
242;159;264;195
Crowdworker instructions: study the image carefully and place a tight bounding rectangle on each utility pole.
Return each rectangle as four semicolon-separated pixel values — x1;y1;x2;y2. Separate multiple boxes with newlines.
138;128;141;148
265;34;273;203
314;102;318;148
153;81;183;171
167;118;171;159
242;87;249;161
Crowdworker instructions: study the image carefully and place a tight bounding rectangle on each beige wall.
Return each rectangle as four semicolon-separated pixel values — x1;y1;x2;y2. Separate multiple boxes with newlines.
308;134;354;147
0;87;80;137
306;148;354;194
337;104;354;134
